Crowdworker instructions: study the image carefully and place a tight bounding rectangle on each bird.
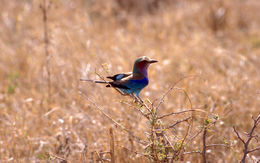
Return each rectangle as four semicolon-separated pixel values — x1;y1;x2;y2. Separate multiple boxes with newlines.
81;56;158;102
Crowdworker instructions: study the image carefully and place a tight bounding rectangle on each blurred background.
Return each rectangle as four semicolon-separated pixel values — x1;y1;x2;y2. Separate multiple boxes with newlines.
0;0;259;162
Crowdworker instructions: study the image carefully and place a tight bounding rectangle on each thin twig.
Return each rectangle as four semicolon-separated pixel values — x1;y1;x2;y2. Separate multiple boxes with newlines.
156;75;199;112
233;127;246;144
171;119;191;162
206;144;230;148
95;151;105;163
158;109;206;119
247;146;260;153
48;153;67;162
79;90;147;145
163;133;175;152
183;151;202;155
120;101;149;119
188;127;204;144
117;145;149;157
141;101;152;113
165;117;191;129
174;87;193;110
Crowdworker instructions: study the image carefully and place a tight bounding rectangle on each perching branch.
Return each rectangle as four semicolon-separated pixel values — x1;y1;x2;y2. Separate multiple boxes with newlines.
120;101;150;119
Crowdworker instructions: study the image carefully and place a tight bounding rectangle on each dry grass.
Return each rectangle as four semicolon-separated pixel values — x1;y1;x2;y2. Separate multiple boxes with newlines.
0;0;260;162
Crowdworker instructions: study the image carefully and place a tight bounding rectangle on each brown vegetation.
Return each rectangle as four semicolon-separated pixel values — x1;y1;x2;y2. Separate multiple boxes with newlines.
0;0;260;162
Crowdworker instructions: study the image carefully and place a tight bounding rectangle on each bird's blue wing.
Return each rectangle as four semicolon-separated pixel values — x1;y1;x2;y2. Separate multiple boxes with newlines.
107;73;149;96
107;72;132;81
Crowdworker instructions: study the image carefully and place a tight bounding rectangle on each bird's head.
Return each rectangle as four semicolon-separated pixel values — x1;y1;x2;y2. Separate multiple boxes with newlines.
133;56;158;76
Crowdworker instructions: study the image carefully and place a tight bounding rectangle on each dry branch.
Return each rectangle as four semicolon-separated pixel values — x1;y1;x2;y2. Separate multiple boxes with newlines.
41;0;51;102
156;75;199;112
120;101;150;119
165;116;191;129
158;109;206;119
202;127;207;163
109;128;115;163
233;114;260;163
206;144;230;148
171;119;192;162
95;151;105;163
48;153;67;162
183;151;202;155
247;146;260;154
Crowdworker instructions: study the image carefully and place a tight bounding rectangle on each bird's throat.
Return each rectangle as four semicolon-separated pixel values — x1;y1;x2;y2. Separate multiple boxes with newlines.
133;67;148;77
133;62;149;77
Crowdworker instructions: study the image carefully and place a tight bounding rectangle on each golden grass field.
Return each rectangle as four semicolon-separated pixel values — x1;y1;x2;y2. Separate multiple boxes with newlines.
0;0;260;162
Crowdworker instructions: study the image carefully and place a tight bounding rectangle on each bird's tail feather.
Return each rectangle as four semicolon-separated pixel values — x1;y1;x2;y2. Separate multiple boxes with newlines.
80;79;107;84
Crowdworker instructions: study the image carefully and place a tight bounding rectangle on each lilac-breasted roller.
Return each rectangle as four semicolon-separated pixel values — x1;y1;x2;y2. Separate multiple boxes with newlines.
81;56;157;102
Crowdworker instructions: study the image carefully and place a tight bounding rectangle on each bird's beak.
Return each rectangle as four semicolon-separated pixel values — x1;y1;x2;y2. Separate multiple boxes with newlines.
149;59;158;64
